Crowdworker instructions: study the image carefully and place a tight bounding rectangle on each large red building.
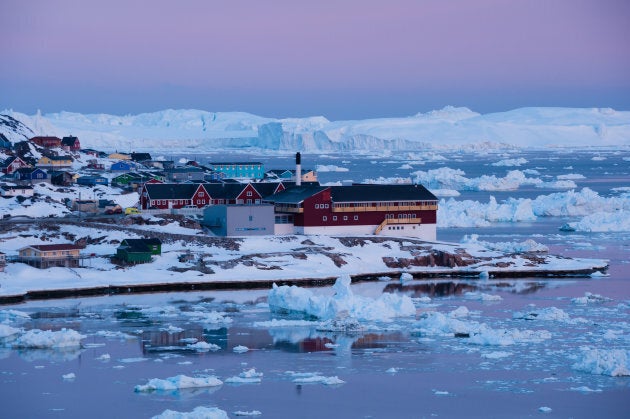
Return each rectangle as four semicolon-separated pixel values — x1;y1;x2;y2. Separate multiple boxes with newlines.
264;184;438;240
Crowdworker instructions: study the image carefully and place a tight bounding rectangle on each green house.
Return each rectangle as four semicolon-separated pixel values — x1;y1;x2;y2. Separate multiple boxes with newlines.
116;238;162;264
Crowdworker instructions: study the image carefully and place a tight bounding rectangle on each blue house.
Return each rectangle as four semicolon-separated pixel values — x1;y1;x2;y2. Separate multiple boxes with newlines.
77;175;108;186
13;167;48;183
0;134;12;149
110;161;134;172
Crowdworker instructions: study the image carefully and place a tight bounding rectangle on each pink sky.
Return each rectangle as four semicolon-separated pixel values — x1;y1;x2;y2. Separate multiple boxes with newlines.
1;0;629;119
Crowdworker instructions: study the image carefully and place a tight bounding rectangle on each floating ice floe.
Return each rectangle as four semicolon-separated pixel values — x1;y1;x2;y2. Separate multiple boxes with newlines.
152;406;228;419
491;158;528;167
181;310;233;324
316;313;364;333
572;348;630;377
135;375;223;392
571;292;613;304
62;372;75;380
570;386;602;393
225;368;263;384
187;341;221;352
539;407;552;413
512;306;586;324
463;292;503;302
289;372;345;385
12;328;85;349
268;275;415;322
161;325;184;334
481;351;512;359
233;345;249;353
414;308;551;346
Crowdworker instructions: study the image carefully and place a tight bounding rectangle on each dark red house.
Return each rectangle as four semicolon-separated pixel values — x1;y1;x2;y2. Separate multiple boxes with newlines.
30;136;62;148
61;136;81;151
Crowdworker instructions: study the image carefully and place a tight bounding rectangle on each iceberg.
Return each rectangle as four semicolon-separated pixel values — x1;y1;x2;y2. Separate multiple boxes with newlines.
572;348;630;377
267;276;415;322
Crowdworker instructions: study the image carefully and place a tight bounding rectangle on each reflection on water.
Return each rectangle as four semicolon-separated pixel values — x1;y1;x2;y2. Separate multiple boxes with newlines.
384;280;549;297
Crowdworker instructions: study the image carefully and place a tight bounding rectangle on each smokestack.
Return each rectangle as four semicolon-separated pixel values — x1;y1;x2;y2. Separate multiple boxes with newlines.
295;152;302;186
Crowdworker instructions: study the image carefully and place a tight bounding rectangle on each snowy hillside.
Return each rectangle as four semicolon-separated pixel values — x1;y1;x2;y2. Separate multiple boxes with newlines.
1;106;629;152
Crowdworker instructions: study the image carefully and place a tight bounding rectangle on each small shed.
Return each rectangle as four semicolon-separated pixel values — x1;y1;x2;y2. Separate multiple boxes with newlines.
203;204;274;236
116;238;162;264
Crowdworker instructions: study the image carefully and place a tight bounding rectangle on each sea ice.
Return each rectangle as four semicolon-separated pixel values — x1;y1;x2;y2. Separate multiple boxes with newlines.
152;406;228;419
571;292;612;304
187;341;220;352
225;368;263;384
572;348;630;377
233;411;262;417
233;345;249;353
291;373;345;385
491;158;528;167
135;375;223;392
12;328;85;349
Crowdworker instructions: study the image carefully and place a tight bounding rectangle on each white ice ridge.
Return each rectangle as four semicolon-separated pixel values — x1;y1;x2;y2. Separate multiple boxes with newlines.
438;187;630;228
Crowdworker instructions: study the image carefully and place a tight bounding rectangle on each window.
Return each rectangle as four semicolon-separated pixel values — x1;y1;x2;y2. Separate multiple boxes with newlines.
248;215;253;221
324;204;329;208
247;199;252;204
247;191;252;197
333;216;337;221
315;204;320;209
343;216;348;221
323;216;327;222
354;215;359;221
199;192;204;197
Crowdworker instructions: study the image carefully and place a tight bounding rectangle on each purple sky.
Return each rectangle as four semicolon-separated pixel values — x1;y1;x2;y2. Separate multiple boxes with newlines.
1;0;629;120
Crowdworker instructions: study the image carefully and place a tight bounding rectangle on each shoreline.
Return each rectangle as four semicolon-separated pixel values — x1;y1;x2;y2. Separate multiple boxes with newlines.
0;265;607;305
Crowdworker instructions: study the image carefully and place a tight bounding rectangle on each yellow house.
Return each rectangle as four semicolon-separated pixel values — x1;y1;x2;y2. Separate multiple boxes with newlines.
108;153;132;160
17;244;83;269
301;169;318;182
36;155;73;168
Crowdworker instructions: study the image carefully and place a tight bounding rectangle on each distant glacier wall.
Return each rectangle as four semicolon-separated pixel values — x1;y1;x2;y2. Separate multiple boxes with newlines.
2;106;629;152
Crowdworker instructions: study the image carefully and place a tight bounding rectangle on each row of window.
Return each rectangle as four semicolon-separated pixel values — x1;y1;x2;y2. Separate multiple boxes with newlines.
322;215;359;222
332;201;435;208
150;198;261;206
385;213;417;219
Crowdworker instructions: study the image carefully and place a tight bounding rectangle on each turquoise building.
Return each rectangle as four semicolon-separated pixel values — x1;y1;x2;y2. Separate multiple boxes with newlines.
208;162;264;180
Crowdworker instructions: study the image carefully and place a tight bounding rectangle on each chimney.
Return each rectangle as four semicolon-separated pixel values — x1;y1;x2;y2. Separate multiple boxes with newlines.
295;152;302;186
